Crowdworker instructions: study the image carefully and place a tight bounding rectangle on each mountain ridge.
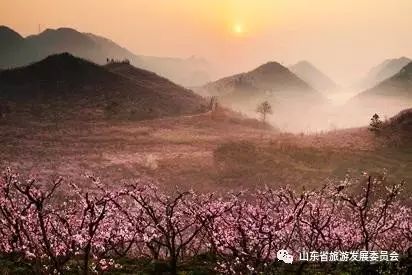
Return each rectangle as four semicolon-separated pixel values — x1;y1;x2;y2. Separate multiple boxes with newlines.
0;53;208;121
355;61;412;99
0;25;212;86
289;61;337;92
357;57;411;90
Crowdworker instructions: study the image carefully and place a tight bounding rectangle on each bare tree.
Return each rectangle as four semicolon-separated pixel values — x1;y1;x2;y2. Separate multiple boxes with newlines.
256;101;272;123
209;96;217;112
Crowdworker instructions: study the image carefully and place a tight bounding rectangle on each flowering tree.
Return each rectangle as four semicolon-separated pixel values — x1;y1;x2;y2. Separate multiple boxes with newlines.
337;174;406;251
211;188;303;274
0;168;411;274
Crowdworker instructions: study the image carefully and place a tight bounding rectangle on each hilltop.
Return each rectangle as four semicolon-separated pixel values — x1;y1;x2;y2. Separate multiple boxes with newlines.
198;61;323;101
0;53;208;121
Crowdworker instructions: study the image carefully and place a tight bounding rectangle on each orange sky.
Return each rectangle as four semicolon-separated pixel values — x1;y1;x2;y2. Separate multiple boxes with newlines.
1;0;412;84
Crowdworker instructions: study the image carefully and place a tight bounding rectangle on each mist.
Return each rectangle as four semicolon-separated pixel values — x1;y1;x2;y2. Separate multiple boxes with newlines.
218;91;411;133
1;0;412;132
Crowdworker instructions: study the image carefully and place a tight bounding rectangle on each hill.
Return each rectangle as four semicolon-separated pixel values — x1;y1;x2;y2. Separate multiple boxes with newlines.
289;61;337;92
346;62;412;124
0;26;212;86
389;108;412;129
382;108;412;144
196;61;326;114
199;61;322;99
0;53;207;121
354;62;412;99
195;62;327;132
358;57;411;90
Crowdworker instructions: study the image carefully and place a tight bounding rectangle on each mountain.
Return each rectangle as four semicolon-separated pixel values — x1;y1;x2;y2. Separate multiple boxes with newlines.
355;62;412;99
0;26;24;55
358;57;411;90
346;62;412;123
195;62;328;132
198;61;324;103
0;26;35;68
289;61;337;92
0;26;212;86
24;28;125;65
0;53;207;121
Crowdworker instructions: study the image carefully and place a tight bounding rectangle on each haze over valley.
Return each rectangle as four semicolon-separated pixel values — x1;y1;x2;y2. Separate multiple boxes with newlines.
0;22;411;187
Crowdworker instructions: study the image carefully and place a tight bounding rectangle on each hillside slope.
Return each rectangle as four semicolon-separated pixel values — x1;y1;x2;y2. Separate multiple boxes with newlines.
0;53;207;121
382;108;412;144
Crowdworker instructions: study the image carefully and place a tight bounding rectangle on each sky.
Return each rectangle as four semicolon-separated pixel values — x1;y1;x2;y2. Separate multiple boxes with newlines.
1;0;412;85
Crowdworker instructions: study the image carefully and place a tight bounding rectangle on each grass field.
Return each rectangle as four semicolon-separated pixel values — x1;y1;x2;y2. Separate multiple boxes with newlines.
0;111;411;194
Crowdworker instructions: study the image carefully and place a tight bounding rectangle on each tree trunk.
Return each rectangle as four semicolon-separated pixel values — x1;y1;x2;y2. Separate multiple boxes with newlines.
83;243;91;275
169;253;178;275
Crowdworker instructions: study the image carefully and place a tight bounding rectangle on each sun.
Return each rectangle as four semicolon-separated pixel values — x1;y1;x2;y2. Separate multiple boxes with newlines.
233;24;244;35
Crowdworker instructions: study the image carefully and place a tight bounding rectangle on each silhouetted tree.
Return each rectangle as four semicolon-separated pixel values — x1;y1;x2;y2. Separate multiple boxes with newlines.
256;101;272;123
369;113;383;133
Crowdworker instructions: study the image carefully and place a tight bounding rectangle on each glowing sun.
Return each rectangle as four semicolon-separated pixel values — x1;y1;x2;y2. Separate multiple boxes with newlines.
233;24;244;35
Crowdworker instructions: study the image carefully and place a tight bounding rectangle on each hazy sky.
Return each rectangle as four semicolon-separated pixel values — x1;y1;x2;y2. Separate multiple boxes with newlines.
1;0;412;84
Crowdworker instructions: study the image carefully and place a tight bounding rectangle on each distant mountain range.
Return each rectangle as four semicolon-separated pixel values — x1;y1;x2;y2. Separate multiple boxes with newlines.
357;57;411;90
289;61;337;92
197;61;325;105
0;25;212;87
0;53;207;121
